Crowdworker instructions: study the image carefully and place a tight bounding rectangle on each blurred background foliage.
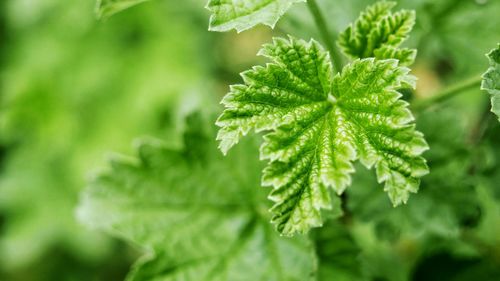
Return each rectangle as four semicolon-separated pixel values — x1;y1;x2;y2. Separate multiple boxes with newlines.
0;0;498;280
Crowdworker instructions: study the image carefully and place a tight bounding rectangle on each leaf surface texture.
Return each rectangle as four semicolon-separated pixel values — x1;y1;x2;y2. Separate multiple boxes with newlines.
481;44;500;122
207;0;305;32
216;37;428;235
338;1;416;65
78;115;315;281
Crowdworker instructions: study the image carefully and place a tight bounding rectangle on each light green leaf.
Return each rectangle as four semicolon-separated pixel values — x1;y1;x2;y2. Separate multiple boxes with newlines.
0;0;210;270
338;1;416;66
481;44;500;122
78;114;315;281
96;0;150;18
206;0;305;32
216;36;428;235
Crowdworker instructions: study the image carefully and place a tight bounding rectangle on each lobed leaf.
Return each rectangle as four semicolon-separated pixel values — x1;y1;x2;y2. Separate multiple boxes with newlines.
78;114;315;281
481;44;500;122
96;0;151;18
217;36;428;235
206;0;305;32
338;1;416;66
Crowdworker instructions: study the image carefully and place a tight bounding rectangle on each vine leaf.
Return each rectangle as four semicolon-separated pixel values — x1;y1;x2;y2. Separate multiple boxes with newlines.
96;0;151;18
481;44;500;122
216;36;428;235
77;114;315;281
338;1;416;66
207;0;305;32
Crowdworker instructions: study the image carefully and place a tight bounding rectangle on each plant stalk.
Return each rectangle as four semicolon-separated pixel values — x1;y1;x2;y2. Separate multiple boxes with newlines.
412;75;483;111
307;0;343;73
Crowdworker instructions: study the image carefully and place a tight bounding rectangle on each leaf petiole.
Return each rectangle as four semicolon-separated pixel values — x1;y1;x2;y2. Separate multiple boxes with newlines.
412;75;483;112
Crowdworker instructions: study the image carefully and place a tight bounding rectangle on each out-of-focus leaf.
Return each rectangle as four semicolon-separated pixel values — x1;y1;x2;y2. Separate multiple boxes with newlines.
207;0;305;32
413;0;500;78
313;222;364;281
413;252;500;281
78;114;315;281
348;110;478;239
96;0;151;18
0;0;212;271
344;109;488;281
474;182;500;249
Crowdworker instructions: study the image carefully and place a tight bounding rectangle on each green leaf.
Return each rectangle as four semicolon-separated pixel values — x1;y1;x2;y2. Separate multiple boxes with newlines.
338;1;416;66
216;36;428;235
96;0;151;18
313;222;363;281
206;0;305;32
77;114;315;281
0;0;210;270
481;44;500;122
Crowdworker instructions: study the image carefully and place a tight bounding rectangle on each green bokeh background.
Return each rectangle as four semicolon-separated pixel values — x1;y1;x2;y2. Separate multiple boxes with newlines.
0;0;499;280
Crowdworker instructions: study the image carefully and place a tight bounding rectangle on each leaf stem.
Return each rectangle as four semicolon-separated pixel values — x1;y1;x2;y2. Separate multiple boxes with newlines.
307;0;343;73
412;75;482;111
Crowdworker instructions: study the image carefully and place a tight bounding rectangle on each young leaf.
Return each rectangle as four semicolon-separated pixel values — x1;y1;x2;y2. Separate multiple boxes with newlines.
207;0;305;32
481;44;500;122
338;1;416;66
77;114;315;281
96;0;151;18
216;36;428;235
